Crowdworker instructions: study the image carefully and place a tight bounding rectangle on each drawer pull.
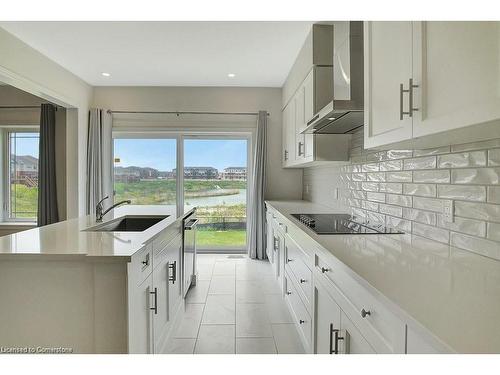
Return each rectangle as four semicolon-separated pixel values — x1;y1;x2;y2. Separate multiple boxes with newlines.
321;267;329;273
300;278;306;284
150;287;158;315
299;319;305;324
287;258;293;262
286;291;292;295
361;309;371;318
169;261;177;283
142;253;150;267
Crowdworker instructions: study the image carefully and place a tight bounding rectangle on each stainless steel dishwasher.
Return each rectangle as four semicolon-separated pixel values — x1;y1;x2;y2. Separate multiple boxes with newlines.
182;210;198;297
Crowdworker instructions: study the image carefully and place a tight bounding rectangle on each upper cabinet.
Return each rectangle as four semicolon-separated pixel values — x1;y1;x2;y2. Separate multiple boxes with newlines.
282;24;351;168
365;21;500;150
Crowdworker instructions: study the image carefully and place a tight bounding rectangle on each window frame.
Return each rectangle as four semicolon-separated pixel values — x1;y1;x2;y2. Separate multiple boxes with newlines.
2;127;40;223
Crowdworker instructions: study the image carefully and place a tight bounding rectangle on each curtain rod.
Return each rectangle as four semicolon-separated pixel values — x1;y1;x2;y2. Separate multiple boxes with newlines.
106;109;269;116
0;105;60;110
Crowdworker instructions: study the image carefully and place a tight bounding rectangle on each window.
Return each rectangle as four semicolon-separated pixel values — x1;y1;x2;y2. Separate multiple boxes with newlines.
6;131;40;221
113;138;177;208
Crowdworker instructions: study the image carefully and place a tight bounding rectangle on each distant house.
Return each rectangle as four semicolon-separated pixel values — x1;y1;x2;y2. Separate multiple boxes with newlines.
221;166;247;181
11;155;38;186
172;167;219;179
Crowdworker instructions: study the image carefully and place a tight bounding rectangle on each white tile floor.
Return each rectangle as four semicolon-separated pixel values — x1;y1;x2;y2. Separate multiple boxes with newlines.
164;254;305;354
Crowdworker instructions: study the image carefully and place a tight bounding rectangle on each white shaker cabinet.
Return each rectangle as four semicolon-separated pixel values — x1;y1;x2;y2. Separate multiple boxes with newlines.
314;276;342;354
365;21;500;150
364;21;413;149
128;274;154;354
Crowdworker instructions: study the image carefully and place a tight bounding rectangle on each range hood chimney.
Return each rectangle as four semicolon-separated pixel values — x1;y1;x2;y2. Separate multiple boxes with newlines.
300;21;364;134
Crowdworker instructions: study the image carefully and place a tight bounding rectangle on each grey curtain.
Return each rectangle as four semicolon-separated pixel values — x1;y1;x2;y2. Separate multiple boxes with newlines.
86;108;113;215
37;104;59;226
249;111;267;259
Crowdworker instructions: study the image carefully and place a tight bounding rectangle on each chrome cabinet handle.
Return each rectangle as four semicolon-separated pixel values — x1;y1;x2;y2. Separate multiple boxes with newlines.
361;309;371;318
299;319;305;324
300;278;306;284
141;253;149;267
298;142;304;156
287;258;293;262
400;82;411;120
286;291;292;295
284;150;289;161
169;261;177;283
408;78;419;117
150;287;158;314
321;267;329;273
330;326;344;354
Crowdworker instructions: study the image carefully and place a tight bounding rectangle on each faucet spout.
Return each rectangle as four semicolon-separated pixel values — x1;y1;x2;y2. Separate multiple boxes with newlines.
96;199;131;222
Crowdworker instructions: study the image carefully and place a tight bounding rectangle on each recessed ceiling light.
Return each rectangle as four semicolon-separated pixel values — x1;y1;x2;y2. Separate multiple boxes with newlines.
227;73;236;78
101;72;111;77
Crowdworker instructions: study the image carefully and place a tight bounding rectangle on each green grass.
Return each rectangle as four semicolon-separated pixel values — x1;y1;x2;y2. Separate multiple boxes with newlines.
11;184;38;219
197;229;246;247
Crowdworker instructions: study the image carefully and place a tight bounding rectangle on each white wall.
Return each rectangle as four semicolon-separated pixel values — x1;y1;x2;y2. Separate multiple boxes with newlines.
0;28;93;218
92;86;303;200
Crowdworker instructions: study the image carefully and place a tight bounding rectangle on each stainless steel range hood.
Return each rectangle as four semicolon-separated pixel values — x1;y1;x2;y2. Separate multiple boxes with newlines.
300;21;364;134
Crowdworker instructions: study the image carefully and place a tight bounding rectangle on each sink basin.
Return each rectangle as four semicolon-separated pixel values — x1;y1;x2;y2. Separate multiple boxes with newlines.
85;215;169;232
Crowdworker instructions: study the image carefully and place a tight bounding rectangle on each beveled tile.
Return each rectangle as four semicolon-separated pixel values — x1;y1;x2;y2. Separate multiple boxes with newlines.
236;338;277;354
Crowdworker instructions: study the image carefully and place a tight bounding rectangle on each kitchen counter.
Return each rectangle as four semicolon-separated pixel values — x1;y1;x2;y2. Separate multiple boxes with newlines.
266;200;500;353
0;205;190;261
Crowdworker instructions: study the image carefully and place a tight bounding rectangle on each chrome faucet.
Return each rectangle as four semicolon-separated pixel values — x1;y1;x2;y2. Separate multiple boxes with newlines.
96;196;131;222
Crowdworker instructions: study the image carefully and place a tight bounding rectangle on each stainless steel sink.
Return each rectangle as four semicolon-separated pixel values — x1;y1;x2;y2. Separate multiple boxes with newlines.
85;215;169;232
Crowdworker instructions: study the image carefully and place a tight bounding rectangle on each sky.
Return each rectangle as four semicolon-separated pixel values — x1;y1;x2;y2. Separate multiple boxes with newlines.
11;133;39;157
114;139;247;171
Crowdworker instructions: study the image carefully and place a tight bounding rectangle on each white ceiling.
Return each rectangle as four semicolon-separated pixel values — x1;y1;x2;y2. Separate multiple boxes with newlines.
0;21;314;87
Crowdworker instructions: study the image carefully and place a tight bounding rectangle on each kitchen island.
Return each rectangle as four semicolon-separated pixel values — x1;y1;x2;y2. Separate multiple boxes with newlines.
0;206;192;354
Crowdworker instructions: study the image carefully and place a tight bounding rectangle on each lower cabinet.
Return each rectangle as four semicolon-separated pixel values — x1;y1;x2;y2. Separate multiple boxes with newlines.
128;233;183;354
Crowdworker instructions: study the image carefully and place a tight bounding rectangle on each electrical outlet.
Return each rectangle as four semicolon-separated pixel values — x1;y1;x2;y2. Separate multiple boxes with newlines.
443;200;454;223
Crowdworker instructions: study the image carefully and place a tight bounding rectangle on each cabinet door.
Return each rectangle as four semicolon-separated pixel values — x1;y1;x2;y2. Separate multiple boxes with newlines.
152;252;170;352
412;21;500;139
341;311;376;354
294;88;306;160
282;101;297;166
364;21;413;149
167;237;182;323
265;210;274;261
129;274;153;354
303;69;315;160
314;278;342;354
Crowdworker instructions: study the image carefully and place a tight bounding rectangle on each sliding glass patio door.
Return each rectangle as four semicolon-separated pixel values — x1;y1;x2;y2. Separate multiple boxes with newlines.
183;137;249;253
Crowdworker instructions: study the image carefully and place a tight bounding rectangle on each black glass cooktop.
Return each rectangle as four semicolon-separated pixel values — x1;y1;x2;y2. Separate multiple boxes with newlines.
290;214;404;235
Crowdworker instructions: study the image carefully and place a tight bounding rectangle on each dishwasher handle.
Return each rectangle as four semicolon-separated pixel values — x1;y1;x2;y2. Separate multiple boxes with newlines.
184;218;199;230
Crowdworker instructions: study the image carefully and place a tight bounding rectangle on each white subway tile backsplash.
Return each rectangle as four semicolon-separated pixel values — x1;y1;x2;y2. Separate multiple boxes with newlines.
437;185;486;202
489;149;500;166
437;151;487;168
403;156;437;170
302;128;500;258
436;215;487;237
454;201;500;223
403;183;437;197
413;197;445;213
488;187;500;203
413;170;450;183
451;168;500;185
386;194;412;207
386;171;412;182
403;208;437;225
487;223;500;241
379;160;402;171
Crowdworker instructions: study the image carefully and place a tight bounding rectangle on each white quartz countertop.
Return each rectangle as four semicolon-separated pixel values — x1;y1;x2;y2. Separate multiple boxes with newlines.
0;205;190;261
266;200;500;353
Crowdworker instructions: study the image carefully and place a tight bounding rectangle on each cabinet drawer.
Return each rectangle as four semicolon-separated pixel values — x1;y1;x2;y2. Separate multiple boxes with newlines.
130;243;153;285
285;237;312;309
284;272;312;351
315;254;405;353
152;219;182;258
